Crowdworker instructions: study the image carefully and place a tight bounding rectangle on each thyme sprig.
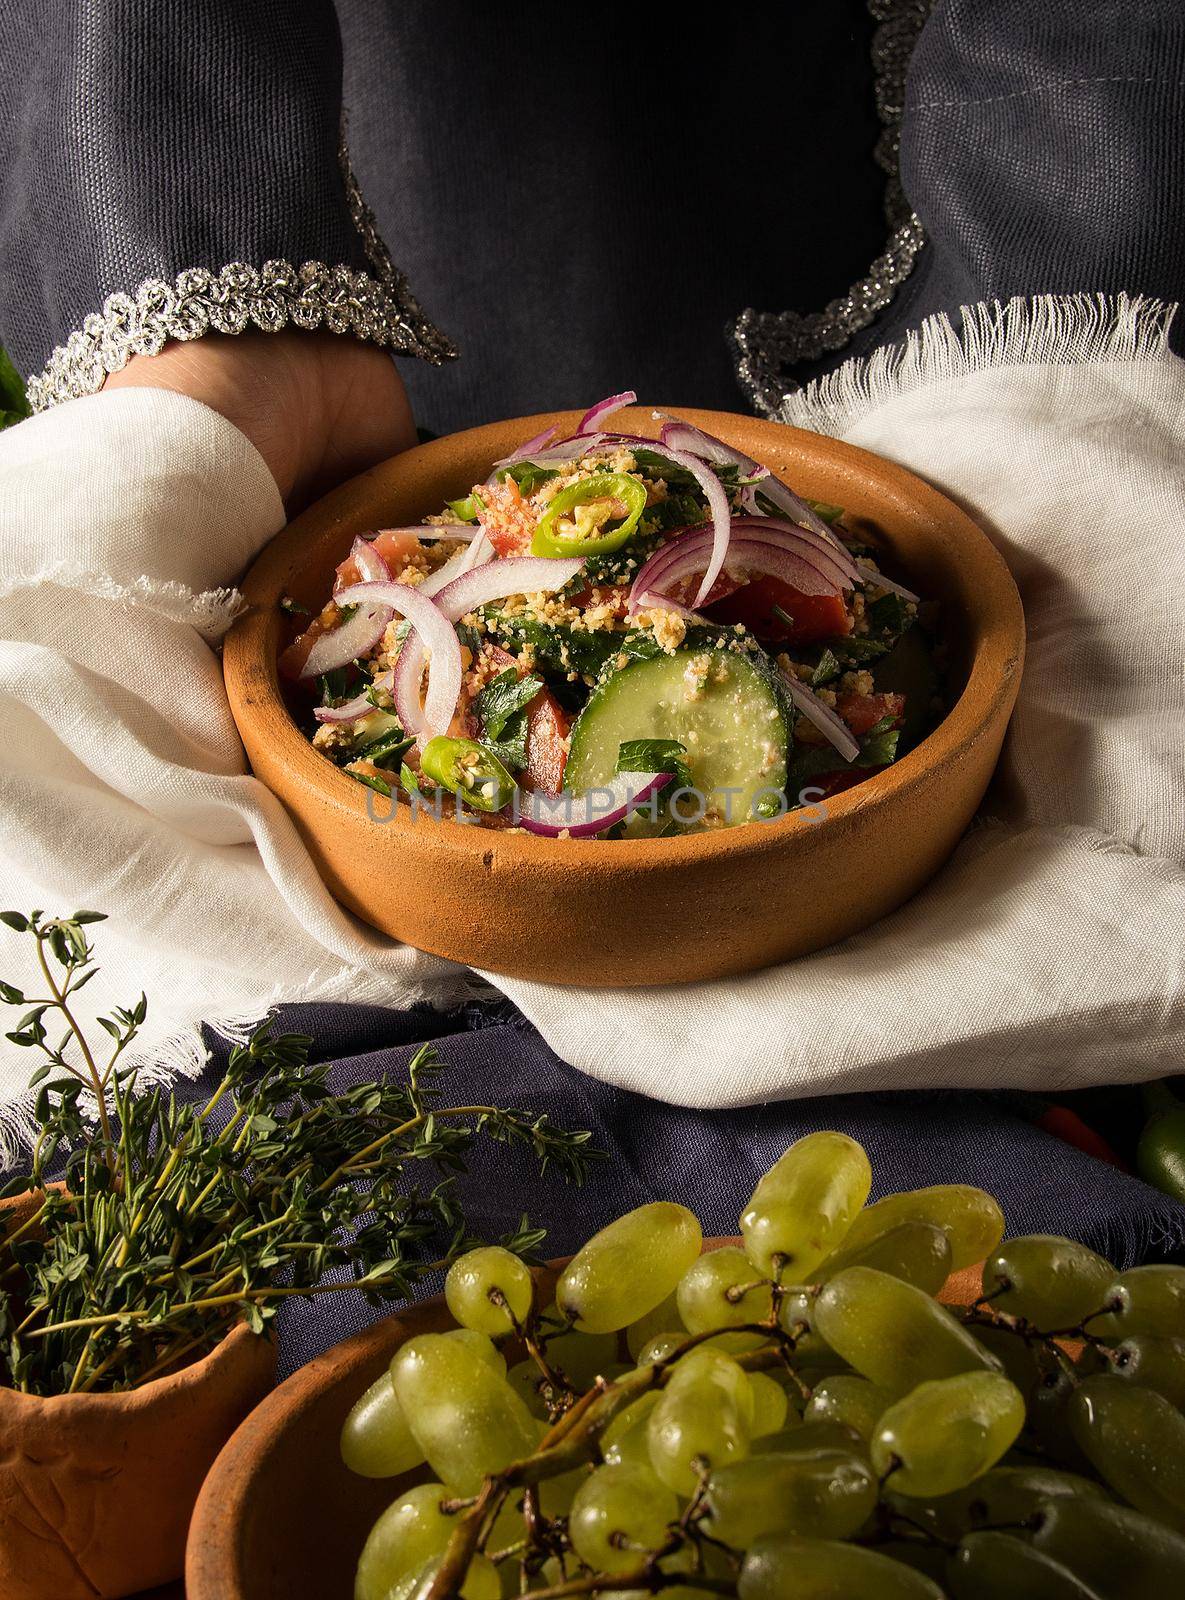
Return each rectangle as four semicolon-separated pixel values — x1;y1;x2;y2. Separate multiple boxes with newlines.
0;911;599;1396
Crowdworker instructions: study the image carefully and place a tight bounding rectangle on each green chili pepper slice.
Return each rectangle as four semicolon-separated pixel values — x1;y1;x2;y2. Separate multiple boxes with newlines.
419;736;516;812
531;471;647;558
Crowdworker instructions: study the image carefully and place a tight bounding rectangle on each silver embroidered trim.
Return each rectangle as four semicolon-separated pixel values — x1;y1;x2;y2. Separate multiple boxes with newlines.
338;117;457;367
26;257;456;413
732;0;935;417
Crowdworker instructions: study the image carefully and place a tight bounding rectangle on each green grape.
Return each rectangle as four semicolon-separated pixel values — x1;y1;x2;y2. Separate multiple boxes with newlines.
966;1322;1043;1400
677;1246;774;1338
626;1289;683;1359
555;1203;703;1332
340;1369;425;1478
354;1482;458;1600
778;1286;816;1334
1026;1366;1095;1472
637;1331;686;1365
889;1464;1108;1543
748;1371;790;1436
804;1374;892;1441
602;1391;662;1471
740;1131;872;1278
1089;1264;1185;1339
386;1553;502;1600
505;1359;553;1419
390;1332;542;1493
670;1347;755;1426
871;1372;1025;1496
753;1420;865;1456
739;1535;945;1600
705;1447;875;1545
444;1246;534;1336
568;1462;678;1573
1068;1373;1185;1530
1086;1333;1185;1407
813;1267;1001;1395
837;1185;1005;1272
437;1327;506;1375
647;1359;751;1493
1029;1493;1185;1590
980;1235;1114;1330
538;1314;620;1389
810;1221;954;1296
946;1532;1104;1600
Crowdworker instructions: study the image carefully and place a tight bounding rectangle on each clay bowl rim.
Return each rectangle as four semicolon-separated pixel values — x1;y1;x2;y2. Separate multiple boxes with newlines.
224;406;1025;871
186;1238;986;1600
0;1187;267;1414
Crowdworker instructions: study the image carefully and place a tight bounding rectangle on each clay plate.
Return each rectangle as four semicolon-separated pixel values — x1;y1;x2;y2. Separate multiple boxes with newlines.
223;408;1024;986
186;1245;984;1600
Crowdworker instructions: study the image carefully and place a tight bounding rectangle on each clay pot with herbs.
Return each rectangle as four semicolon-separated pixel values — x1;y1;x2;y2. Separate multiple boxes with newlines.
0;1185;274;1598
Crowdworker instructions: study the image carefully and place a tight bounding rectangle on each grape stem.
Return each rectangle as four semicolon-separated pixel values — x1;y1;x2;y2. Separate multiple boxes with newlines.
422;1323;798;1600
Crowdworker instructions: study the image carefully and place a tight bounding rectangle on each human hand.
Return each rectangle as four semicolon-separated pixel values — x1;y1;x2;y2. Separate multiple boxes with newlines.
104;330;417;511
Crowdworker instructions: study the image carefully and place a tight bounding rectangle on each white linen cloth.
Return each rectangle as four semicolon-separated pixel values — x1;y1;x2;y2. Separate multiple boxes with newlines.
0;293;1181;1154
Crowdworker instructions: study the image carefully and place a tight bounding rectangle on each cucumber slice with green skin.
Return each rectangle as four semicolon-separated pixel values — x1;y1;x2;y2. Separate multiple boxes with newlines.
564;647;789;831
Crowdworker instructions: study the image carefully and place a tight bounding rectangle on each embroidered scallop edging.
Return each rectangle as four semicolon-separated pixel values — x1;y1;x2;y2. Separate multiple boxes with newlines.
731;0;934;416
25;258;458;413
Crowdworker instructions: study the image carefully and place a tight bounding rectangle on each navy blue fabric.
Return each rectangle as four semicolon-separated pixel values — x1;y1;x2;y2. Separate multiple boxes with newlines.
197;1005;1185;1380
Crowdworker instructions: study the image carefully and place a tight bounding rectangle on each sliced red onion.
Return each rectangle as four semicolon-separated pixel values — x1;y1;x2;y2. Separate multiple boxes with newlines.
598;441;729;609
576;390;638;435
390;535;499;733
490;433;608;475
313;669;394;724
501;423;560;464
418;531;494;599
392;630;429;737
658;418;848;555
393;552;584;740
433;555;585;622
351;537;391;584
335;581;463;743
517;771;672;838
298;601;393;678
777;666;860;764
627;524;847;615
630;591;702;620
729;517;861;587
856;564;920;603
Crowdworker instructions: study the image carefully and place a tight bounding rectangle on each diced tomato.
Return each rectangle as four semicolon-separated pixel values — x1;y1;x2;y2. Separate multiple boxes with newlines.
477;477;538;557
333;528;426;592
835;691;905;736
460;642;571;794
705;576;851;646
524;693;571;795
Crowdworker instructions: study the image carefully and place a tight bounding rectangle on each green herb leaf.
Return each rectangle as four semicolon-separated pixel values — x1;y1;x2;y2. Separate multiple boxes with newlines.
616;739;693;792
473;668;544;741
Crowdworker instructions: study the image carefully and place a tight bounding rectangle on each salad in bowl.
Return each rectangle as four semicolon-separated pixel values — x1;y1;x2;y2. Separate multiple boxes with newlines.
280;392;939;839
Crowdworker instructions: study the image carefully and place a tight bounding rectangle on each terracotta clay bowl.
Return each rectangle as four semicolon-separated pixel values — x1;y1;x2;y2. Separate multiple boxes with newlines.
186;1244;984;1600
0;1189;276;1599
223;408;1024;986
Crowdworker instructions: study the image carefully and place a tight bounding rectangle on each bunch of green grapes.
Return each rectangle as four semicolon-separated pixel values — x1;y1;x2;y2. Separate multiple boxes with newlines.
341;1133;1185;1600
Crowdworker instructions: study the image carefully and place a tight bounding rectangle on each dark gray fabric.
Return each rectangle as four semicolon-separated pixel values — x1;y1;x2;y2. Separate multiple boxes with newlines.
836;0;1185;368
0;0;368;378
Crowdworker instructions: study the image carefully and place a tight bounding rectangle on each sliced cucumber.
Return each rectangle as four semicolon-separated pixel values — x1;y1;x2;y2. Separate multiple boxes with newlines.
564;647;789;831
